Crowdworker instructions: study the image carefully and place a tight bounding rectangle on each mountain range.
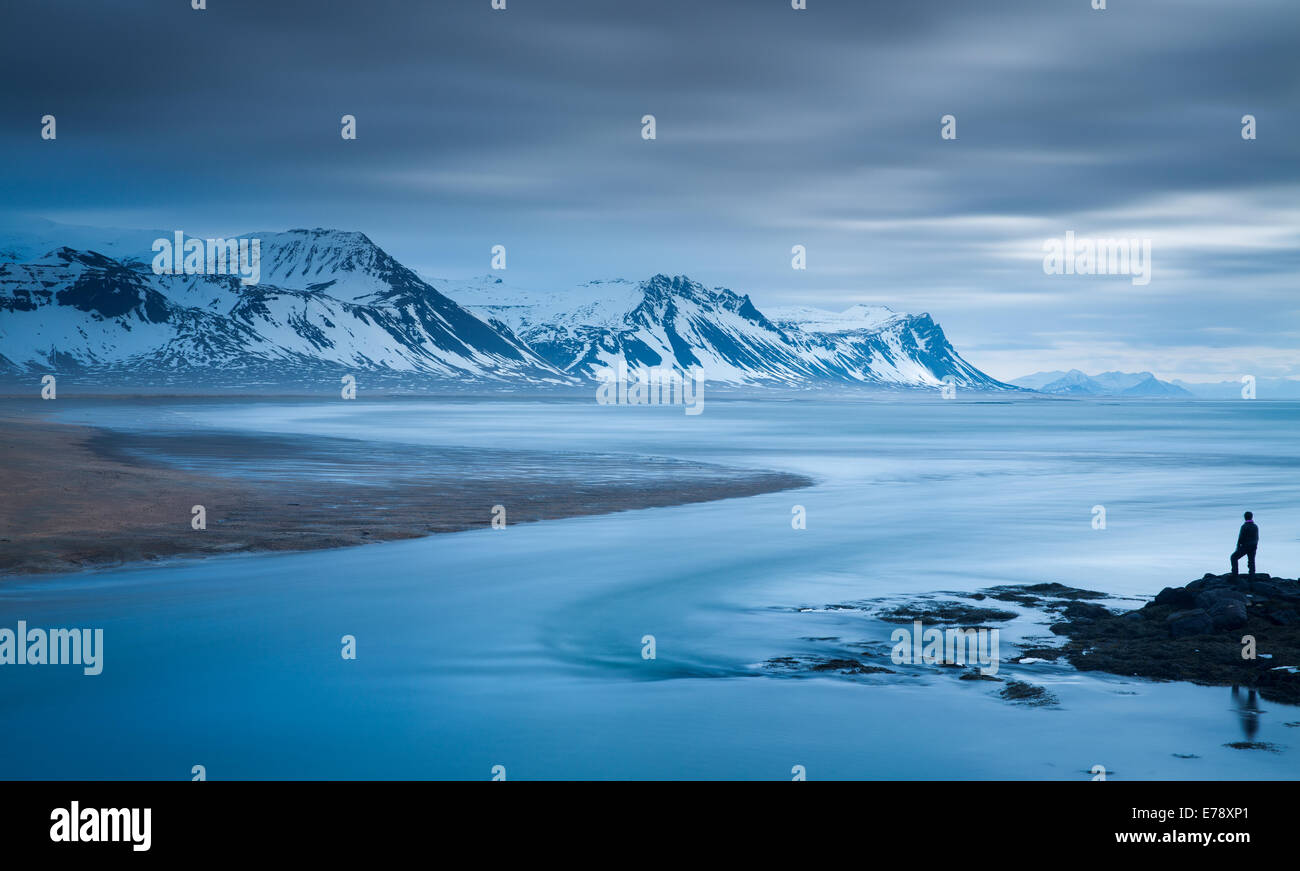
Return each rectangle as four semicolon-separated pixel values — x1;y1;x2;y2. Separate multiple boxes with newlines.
439;273;1010;389
1010;370;1193;397
0;226;1015;392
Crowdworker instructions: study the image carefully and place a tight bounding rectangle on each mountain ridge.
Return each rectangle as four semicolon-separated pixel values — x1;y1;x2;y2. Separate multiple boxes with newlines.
0;226;1015;392
441;272;1016;390
0;230;570;385
1011;369;1193;397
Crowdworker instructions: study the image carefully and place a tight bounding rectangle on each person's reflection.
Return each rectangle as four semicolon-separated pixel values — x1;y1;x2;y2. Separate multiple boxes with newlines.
1231;685;1260;740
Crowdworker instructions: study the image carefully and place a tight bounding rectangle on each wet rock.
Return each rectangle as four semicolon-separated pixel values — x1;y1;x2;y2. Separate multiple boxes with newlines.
876;601;1018;625
1195;588;1247;611
763;655;895;677
1167;609;1213;638
984;582;1106;607
782;575;1300;705
998;681;1058;707
1206;598;1248;631
809;658;893;675
1041;572;1300;704
1155;586;1197;608
1251;580;1300;602
1224;741;1281;752
1060;601;1114;622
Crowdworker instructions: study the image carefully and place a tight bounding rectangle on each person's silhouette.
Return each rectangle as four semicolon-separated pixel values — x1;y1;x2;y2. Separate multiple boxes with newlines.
1230;511;1259;577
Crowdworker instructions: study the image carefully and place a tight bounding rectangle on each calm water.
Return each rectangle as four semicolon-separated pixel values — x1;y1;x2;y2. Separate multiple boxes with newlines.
3;395;1299;779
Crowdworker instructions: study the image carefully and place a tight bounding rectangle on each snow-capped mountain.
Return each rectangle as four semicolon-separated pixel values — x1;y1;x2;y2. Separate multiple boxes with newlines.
0;223;1013;391
0;230;571;385
444;274;819;384
444;273;1015;389
765;303;1012;389
1011;370;1192;397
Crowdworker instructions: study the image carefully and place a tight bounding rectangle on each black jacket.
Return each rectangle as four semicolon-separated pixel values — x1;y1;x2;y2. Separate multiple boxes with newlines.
1237;521;1259;550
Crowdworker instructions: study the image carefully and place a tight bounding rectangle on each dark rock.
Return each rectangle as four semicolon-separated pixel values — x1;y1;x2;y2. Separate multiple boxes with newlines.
1206;599;1248;631
809;658;889;675
1039;572;1300;705
959;670;1001;682
1020;582;1107;600
1167;609;1214;638
876;601;1018;625
1224;741;1281;752
1155;586;1197;608
983;582;1106;607
1195;588;1247;611
1252;580;1300;602
1060;601;1113;621
998;680;1058;706
764;655;895;676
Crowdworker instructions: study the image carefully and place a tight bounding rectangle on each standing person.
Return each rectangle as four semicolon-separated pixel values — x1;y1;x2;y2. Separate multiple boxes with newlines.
1230;511;1259;577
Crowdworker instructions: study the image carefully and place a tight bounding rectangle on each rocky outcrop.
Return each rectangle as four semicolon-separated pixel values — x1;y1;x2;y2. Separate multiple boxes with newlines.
1026;573;1300;704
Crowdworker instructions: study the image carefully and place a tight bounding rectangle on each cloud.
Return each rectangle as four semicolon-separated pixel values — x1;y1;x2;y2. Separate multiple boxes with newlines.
1;0;1297;375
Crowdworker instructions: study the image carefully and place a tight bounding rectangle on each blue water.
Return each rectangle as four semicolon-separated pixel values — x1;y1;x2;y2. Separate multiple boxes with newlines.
3;396;1300;779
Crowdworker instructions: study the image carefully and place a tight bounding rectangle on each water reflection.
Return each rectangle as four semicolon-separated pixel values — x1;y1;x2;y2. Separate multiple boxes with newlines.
1231;685;1261;740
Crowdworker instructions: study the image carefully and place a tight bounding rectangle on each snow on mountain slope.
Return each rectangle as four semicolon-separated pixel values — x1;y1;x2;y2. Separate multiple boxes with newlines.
763;303;897;334
0;235;572;384
0;222;1012;391
0;217;166;266
769;304;1012;389
445;273;819;384
252;229;427;303
435;276;645;334
445;274;1015;389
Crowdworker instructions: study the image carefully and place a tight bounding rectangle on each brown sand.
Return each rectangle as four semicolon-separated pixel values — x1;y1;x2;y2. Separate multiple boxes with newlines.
0;415;811;577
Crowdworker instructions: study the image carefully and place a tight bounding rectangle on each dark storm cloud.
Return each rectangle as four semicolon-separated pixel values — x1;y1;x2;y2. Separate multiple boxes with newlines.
1;0;1298;379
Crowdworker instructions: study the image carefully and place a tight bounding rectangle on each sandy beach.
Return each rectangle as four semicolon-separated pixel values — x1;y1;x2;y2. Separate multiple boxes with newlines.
0;414;811;577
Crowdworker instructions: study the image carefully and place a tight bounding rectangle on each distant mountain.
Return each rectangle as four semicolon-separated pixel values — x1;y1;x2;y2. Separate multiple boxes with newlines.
0;216;166;265
0;222;1014;391
1011;369;1193;397
442;273;1016;390
1008;370;1071;391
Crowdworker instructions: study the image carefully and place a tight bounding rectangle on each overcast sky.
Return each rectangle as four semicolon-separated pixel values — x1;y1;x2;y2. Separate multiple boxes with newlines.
2;0;1297;381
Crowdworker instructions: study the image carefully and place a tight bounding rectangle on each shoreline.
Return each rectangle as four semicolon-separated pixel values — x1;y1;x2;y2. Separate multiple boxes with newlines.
0;415;812;578
768;577;1300;709
1026;573;1300;705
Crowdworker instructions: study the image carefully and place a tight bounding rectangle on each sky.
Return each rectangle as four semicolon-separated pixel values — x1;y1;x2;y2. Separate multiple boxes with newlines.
1;0;1297;382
